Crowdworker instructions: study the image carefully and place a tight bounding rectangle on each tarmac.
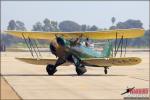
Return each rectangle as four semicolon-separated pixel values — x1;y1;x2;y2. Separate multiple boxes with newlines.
0;50;149;99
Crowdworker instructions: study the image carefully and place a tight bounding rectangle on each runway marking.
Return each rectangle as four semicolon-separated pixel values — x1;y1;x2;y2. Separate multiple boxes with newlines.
129;76;149;82
1;76;22;99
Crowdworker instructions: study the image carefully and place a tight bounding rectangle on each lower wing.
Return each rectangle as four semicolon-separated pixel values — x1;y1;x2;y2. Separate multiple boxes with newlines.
16;57;141;67
81;57;141;67
16;57;71;66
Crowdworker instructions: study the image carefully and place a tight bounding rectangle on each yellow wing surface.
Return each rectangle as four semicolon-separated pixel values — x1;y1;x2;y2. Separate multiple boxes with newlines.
16;57;71;66
5;28;144;40
82;57;141;66
16;57;141;66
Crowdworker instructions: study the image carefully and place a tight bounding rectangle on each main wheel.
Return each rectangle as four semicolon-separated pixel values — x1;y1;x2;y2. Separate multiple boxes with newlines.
46;64;57;75
76;65;87;75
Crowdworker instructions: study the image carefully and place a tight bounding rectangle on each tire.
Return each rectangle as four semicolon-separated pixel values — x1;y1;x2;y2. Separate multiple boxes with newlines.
46;64;57;75
76;65;87;75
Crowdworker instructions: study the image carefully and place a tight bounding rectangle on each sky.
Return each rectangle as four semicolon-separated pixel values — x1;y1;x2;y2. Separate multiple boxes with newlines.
1;1;149;31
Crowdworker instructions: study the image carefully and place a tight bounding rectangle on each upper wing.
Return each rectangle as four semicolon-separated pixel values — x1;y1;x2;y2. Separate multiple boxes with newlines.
81;57;141;67
5;28;144;40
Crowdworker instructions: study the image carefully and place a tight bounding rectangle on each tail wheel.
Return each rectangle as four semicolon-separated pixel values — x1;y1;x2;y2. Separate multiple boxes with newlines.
104;67;108;74
46;64;57;75
76;65;87;75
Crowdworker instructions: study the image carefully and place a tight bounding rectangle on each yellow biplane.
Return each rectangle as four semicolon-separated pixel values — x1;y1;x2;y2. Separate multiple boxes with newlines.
5;28;144;75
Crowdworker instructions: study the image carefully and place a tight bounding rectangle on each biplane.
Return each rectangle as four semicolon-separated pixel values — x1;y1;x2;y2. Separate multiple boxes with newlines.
5;28;144;75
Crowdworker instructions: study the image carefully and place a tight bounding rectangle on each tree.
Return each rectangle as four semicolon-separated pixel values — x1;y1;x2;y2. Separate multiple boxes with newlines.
109;26;116;30
32;22;43;31
7;20;26;31
111;17;116;25
116;19;143;29
51;21;59;32
59;20;81;32
43;18;50;25
81;24;87;31
89;25;98;31
7;20;16;30
32;19;59;32
16;21;26;31
43;18;52;32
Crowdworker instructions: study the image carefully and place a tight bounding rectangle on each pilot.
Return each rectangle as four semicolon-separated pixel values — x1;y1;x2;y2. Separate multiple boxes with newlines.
85;38;90;47
74;38;80;44
85;38;94;48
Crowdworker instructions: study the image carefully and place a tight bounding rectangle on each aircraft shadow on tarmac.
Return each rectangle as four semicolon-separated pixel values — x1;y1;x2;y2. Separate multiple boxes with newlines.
1;73;127;77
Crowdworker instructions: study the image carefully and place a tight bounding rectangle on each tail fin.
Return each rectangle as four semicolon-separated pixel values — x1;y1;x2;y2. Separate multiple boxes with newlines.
101;41;112;58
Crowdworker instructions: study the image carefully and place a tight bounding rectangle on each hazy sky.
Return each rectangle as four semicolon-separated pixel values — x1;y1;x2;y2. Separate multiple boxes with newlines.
1;1;149;31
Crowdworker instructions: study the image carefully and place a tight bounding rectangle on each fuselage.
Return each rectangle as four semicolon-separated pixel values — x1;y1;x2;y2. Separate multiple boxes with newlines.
50;37;113;60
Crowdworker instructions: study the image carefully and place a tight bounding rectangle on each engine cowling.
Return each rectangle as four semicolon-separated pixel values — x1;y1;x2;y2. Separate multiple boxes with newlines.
56;37;66;47
49;41;58;56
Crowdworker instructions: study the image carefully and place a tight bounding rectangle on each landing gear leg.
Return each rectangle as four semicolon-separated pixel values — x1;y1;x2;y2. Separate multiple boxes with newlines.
104;67;108;74
46;58;65;75
71;55;87;75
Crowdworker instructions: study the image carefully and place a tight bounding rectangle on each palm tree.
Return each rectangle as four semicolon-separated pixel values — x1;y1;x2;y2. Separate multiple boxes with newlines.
111;17;116;26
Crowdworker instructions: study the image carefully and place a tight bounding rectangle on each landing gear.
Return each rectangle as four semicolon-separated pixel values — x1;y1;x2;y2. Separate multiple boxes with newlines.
46;57;65;75
46;64;57;75
76;65;87;75
70;55;87;75
104;67;109;74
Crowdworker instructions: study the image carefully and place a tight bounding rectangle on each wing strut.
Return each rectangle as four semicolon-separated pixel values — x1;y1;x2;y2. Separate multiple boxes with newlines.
124;39;128;57
32;39;42;57
22;33;42;58
114;35;128;57
28;37;39;58
114;32;118;57
22;33;34;57
114;36;123;57
120;36;123;57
